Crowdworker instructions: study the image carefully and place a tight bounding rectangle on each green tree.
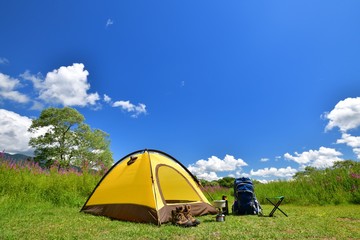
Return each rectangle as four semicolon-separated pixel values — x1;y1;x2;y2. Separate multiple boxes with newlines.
74;123;113;172
28;107;113;170
293;166;318;180
199;179;210;186
217;176;235;188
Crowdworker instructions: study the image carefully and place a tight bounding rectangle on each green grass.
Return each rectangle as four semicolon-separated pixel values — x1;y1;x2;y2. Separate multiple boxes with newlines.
202;163;360;206
1;159;360;239
1;202;360;239
0;160;100;207
254;167;360;205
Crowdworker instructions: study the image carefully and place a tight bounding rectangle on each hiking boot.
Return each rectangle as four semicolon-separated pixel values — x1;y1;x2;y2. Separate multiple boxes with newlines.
172;207;193;227
184;205;200;226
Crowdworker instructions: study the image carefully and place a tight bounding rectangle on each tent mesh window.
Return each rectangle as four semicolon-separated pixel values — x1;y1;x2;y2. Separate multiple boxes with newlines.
157;165;201;204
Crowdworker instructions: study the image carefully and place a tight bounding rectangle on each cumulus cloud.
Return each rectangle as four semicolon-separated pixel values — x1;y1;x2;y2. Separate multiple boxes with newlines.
103;94;112;103
188;155;248;181
228;171;250;179
324;97;360;132
260;158;269;162
104;94;146;118
323;97;360;160
336;133;360;159
337;133;360;148
0;73;29;103
195;171;219;182
250;166;297;178
36;63;100;106
22;63;100;107
112;100;147;118
20;70;43;89
0;109;34;155
284;146;343;168
15;65;149;118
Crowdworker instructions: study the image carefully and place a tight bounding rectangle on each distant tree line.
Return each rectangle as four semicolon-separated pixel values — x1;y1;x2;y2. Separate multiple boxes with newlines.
199;176;235;188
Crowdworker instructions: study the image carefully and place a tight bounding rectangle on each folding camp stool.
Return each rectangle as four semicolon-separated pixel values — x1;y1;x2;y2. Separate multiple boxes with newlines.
266;196;288;217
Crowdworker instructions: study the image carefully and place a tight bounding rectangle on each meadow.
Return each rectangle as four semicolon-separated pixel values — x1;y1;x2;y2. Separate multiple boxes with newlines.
1;159;360;239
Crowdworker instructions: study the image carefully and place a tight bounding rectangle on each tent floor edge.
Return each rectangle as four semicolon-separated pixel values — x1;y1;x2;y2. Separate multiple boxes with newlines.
81;204;159;224
158;202;217;224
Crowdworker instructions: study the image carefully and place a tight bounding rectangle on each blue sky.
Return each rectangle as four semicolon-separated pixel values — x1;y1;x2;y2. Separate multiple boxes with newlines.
1;1;360;182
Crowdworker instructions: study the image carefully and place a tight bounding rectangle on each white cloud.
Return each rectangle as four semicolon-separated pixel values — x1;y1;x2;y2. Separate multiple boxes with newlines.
104;94;112;103
284;146;343;168
112;100;147;118
230;171;250;179
353;148;360;160
250;166;297;178
30;101;45;111
0;73;29;103
324;97;360;132
106;19;114;27
22;67;101;108
34;63;100;107
337;133;360;148
0;57;9;64
0;109;34;155
20;70;43;89
257;179;270;184
323;97;360;160
336;133;360;159
17;66;149;117
195;171;219;181
260;158;269;162
106;95;147;118
188;155;248;181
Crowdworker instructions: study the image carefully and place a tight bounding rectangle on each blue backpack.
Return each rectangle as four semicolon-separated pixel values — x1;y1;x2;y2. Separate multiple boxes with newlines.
232;177;262;215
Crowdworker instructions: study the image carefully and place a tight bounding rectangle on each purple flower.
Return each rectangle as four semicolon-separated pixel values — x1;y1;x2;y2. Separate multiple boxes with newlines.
350;173;360;179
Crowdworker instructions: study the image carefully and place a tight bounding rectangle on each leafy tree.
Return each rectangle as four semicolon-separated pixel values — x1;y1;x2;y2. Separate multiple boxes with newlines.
199;179;219;187
209;180;220;187
217;176;235;188
74;123;113;172
293;166;317;180
199;179;210;186
28;107;113;171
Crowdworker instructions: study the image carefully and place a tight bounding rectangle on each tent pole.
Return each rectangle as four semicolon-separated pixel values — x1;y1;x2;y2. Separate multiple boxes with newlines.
199;183;215;201
146;150;162;226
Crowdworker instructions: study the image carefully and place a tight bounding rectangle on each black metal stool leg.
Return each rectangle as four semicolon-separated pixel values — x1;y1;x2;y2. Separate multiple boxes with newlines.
266;197;288;217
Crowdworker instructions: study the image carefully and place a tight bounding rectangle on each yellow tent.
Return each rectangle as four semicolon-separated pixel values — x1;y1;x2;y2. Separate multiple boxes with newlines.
81;149;216;225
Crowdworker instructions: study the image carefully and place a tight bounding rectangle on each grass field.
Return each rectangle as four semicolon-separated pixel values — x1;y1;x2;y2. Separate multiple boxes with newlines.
1;202;360;239
1;159;360;239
